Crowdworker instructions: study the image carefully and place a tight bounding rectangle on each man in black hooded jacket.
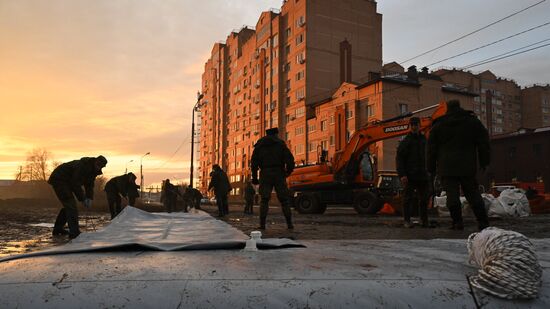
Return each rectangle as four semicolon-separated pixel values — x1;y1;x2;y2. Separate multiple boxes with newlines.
427;100;490;231
208;165;231;217
396;117;429;228
104;172;139;219
251;127;295;230
48;155;107;238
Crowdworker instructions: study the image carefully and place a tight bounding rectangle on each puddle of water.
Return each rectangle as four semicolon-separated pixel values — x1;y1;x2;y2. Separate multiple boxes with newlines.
29;223;55;228
1;216;110;258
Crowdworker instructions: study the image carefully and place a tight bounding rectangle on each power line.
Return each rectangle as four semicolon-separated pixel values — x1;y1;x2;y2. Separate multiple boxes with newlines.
150;136;190;170
400;0;547;64
460;37;550;69
462;41;550;69
424;21;550;67
325;40;550;106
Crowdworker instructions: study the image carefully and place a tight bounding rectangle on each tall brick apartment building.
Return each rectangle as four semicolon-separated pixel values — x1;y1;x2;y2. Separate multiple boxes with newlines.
198;0;382;194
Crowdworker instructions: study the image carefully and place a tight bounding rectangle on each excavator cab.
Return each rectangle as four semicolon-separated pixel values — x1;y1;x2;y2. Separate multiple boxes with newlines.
359;151;375;181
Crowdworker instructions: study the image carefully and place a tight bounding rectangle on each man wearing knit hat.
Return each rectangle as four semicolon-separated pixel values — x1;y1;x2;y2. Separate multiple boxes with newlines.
396;117;430;228
251;127;295;230
48;155;108;238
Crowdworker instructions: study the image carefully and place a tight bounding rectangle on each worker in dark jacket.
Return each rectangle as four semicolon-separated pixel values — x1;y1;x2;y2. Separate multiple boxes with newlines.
48;155;108;238
161;179;180;213
208;165;231;217
396;117;429;228
427;100;490;231
184;187;203;210
251;127;295;230
243;181;256;214
104;172;138;219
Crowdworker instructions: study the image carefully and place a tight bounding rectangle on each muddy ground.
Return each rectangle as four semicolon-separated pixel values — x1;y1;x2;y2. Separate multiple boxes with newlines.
1;199;550;258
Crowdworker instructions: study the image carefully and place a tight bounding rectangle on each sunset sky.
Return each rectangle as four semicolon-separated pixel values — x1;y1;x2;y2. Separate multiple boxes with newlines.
1;0;549;187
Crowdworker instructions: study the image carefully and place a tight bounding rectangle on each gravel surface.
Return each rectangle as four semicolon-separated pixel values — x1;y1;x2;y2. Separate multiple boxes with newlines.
2;199;549;258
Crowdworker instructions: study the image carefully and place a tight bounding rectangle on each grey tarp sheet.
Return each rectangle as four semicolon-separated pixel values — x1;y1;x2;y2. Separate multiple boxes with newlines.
0;206;303;263
0;207;548;308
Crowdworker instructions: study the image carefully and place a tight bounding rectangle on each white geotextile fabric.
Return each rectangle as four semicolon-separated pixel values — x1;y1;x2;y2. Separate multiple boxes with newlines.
435;189;530;218
1;239;549;308
0;206;302;262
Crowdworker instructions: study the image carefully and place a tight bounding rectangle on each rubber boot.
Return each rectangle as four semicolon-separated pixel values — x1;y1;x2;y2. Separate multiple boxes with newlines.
65;207;81;239
285;216;294;230
258;216;266;230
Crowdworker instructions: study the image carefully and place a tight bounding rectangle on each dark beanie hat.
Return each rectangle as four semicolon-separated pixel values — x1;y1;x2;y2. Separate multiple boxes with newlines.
266;127;279;135
96;155;108;167
446;100;461;114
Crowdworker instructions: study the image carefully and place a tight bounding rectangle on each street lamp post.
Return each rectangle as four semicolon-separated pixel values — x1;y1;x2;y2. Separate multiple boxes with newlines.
190;91;204;188
140;152;150;193
125;159;134;174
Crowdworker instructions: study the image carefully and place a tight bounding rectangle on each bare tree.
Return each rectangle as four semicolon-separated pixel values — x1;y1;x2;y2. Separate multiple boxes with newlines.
17;148;53;181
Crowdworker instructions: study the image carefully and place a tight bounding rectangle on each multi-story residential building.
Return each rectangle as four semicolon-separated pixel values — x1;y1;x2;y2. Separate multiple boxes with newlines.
433;69;522;135
198;0;382;194
305;65;477;171
522;84;550;128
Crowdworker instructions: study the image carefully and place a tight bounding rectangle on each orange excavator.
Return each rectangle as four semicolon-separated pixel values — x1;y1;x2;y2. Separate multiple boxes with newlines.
287;100;449;214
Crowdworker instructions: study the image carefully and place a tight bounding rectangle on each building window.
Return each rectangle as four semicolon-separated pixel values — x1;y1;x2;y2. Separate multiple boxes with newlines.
308;142;316;152
295;106;305;118
367;105;374;117
286;79;291;92
286;44;290;55
346;109;353;119
296;52;305;64
399;103;408;115
320;140;328;150
308;124;316;132
295;126;304;135
329;135;334;146
296;33;304;45
320;120;327;131
296;70;305;81
296;16;305;27
296;87;305;100
295;144;304;154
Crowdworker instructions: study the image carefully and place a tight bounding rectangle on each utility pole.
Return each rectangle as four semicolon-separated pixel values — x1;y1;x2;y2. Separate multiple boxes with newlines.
140;152;150;193
190;91;204;188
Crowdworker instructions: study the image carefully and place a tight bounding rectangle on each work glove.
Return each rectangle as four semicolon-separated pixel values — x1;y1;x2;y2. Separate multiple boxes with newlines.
83;198;92;208
252;177;259;185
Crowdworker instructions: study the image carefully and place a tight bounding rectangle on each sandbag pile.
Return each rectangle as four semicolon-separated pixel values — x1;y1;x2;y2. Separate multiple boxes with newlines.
435;188;530;217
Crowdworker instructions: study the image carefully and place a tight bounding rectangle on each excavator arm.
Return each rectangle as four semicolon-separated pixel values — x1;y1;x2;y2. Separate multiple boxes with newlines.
332;101;448;183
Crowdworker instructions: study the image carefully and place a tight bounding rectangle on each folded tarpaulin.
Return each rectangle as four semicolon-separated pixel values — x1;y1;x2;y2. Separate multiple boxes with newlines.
0;206;303;263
